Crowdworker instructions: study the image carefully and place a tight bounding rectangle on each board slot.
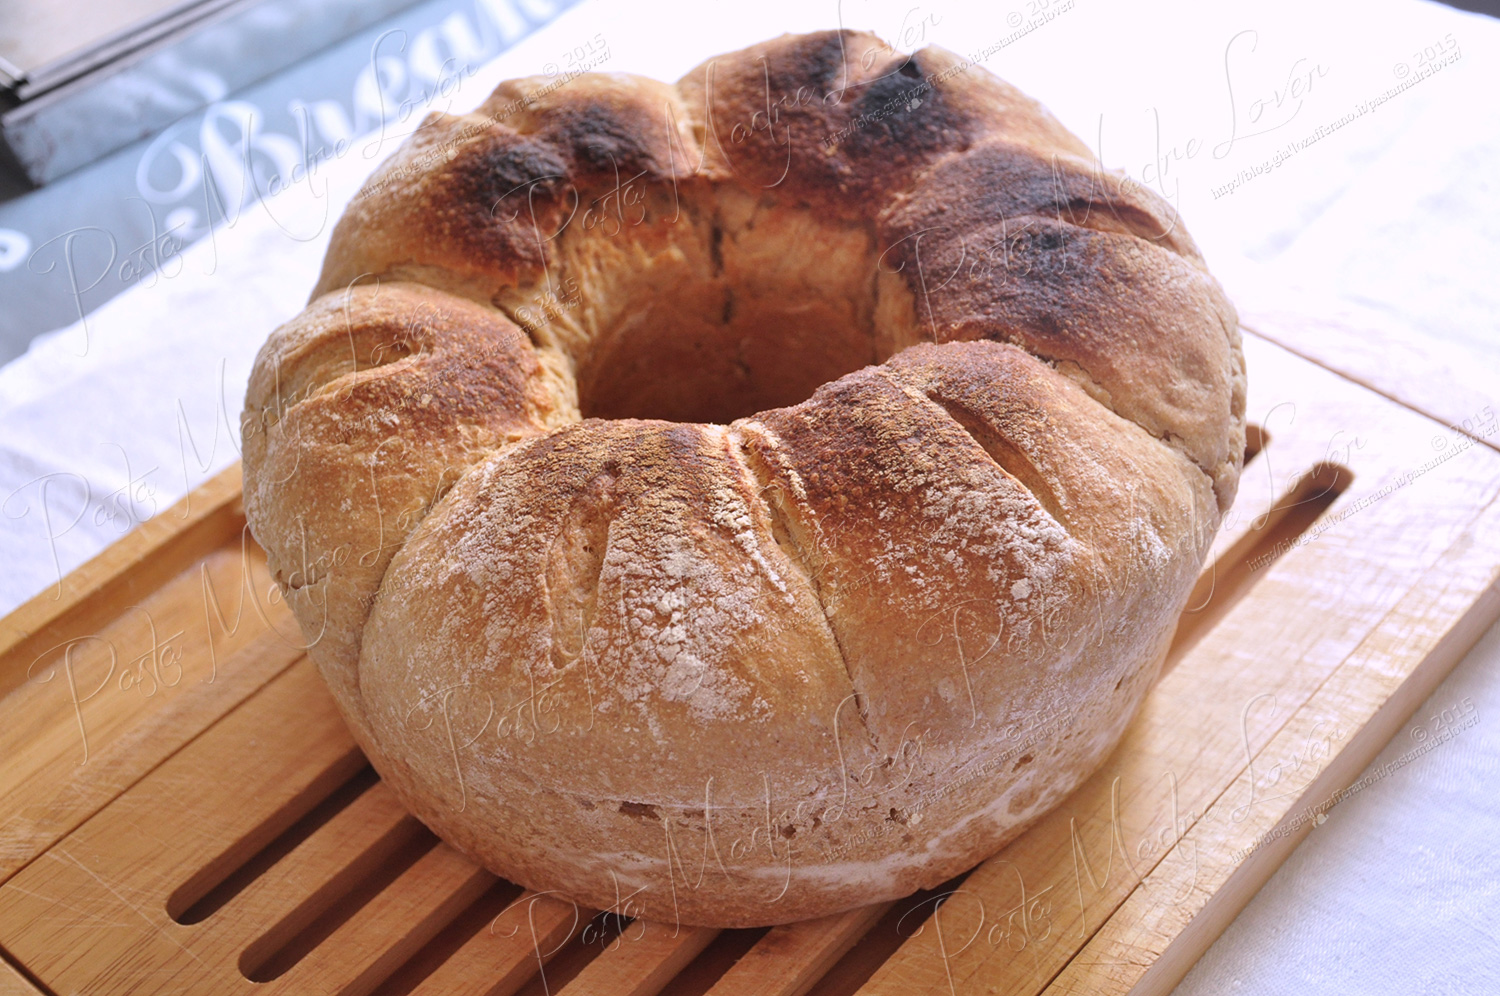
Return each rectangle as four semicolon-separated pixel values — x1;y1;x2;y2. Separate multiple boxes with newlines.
163;738;368;922
657;926;770;996
269;841;496;996
366;879;530;996
240;820;441;981
1243;423;1268;466
196;779;422;971
173;764;380;924
802;872;971;996
403;889;590;996
1165;461;1354;674
510;908;634;996
555;920;719;995
702;903;891;996
0;947;49;996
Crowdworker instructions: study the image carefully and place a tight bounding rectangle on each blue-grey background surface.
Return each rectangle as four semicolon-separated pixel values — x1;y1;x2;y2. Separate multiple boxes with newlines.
0;0;582;365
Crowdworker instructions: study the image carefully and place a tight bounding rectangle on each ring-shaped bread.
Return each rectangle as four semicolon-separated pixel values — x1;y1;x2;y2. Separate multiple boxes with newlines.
242;30;1245;926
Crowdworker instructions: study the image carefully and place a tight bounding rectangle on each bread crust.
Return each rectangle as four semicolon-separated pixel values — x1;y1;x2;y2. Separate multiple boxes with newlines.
242;30;1244;926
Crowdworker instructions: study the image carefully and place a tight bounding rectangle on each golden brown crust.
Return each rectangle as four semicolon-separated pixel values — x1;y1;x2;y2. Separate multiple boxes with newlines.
241;282;569;742
874;139;1246;508
241;30;1246;926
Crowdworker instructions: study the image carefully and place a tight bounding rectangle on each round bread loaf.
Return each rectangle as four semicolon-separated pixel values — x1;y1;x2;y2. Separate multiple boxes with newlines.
241;30;1245;927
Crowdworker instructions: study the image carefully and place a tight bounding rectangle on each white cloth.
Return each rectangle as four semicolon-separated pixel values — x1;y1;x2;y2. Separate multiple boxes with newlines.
2;0;1497;988
1175;621;1500;994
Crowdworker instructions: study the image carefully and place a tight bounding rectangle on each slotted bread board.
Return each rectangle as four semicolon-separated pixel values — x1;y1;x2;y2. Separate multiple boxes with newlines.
1;330;1498;996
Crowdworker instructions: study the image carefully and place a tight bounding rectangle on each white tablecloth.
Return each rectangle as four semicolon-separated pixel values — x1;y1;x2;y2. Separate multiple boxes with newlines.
2;0;1497;989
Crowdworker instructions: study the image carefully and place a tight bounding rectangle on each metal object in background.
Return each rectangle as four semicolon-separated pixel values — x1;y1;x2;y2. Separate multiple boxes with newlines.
0;0;430;186
0;0;584;365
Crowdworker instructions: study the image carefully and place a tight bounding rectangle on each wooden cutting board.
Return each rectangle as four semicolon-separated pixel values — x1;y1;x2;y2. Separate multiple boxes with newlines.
1;330;1497;996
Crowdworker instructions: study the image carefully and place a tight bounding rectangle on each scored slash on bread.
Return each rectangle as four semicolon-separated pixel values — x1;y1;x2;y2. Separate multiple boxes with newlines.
241;30;1244;927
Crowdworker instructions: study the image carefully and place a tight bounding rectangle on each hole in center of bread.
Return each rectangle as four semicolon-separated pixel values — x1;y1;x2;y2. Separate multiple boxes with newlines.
567;190;884;425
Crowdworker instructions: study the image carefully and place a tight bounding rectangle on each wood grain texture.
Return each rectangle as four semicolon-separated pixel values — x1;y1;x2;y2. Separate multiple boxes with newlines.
1052;503;1500;995
707;902;892;996
557;922;720;996
407;889;587;996
0;330;1496;996
0;956;42;996
205;780;420;956
0;658;366;995
272;842;494;996
0;462;246;697
0;463;306;885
